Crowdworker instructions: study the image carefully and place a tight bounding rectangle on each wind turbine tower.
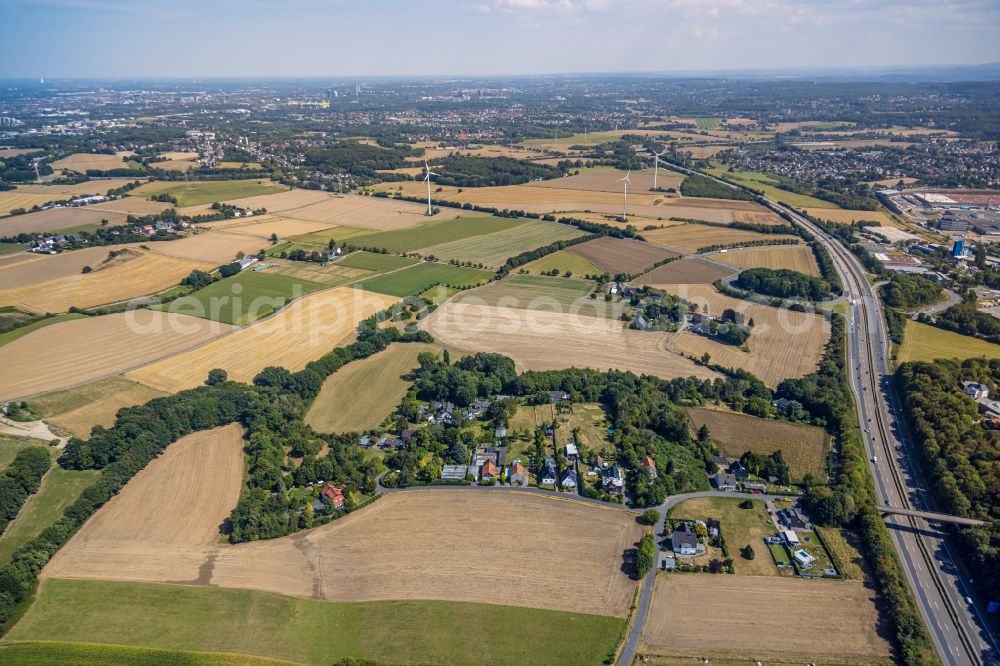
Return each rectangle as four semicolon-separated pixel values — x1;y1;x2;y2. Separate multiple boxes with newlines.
651;150;663;190
423;160;438;216
619;170;631;222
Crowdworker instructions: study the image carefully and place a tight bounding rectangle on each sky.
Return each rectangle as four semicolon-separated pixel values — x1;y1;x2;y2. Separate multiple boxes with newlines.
1;0;1000;78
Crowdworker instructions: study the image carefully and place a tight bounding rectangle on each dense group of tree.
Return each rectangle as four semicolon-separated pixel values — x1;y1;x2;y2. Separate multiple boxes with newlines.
0;153;51;182
895;357;1000;604
428;155;562;187
299;141;416;180
926;296;1000;344
0;447;51;536
736;267;834;301
880;273;942;309
679;173;754;201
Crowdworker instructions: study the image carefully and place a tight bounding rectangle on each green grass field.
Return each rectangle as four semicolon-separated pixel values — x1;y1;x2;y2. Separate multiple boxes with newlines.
0;642;296;666
522;132;618;148
693;118;722;129
0;243;27;255
353;262;493;297
456;273;596;307
419;220;585;268
0;467;100;564
668;497;778;576
0;437;41;471
285;226;377;247
151;271;326;325
305;342;440;433
128;179;285;207
8;579;625;666
520;249;603;277
346;215;523;254
334;251;419;272
705;163;837;209
897;320;1000;363
0;313;88;348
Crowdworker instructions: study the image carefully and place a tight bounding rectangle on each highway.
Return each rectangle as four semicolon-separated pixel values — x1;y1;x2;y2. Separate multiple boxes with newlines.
658;157;998;664
773;200;999;666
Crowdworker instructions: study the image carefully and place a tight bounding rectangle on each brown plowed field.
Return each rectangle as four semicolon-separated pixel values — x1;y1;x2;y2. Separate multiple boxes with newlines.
713;245;820;276
634;257;736;286
423;302;719;381
128;287;397;393
660;284;829;387
566;237;679;274
0;310;232;401
640;575;891;662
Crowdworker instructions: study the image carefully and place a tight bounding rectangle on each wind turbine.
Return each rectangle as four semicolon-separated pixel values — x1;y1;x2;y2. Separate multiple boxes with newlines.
619;170;631;222
423;159;438;216
651;150;663;191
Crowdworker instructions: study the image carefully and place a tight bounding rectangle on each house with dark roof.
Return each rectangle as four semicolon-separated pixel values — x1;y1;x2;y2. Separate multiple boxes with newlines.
713;471;738;492
671;523;699;556
777;507;810;531
729;461;750;480
540;458;557;486
560;468;577;489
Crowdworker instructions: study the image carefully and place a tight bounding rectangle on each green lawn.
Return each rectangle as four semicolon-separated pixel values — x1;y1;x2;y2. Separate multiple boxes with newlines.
0;642;296;666
128;179;286;207
693;118;722;129
419;220;585;268
0;243;27;255
334;251;419;272
522;133;617;148
668;496;778;575
151;271;326;325
457;273;595;306
285;226;377;247
520;250;603;277
705;163;837;209
0;467;100;564
347;215;523;254
0;313;88;348
8;579;625;666
353;262;493;297
898;320;1000;363
0;437;41;471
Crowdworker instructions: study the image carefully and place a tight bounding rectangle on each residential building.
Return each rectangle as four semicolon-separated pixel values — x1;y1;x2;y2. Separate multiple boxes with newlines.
777;507;810;531
565;441;578;461
641;456;657;479
560;468;577;489
782;530;800;547
480;461;497;482
540;458;557;486
320;484;346;510
713;471;737;492
729;461;750;480
602;464;624;494
509;462;526;485
671;523;699;556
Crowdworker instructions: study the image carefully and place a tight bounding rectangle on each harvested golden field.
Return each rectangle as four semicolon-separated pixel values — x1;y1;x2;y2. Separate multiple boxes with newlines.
88;198;173;216
128;287;396;393
684;406;829;479
306;343;441;433
273;194;451;230
0;148;42;157
642;224;799;253
375;180;662;212
203;187;327;214
0;180;137;217
1;206;122;235
0;249;214;314
423;302;720;381
153;151;199;170
661;284;830;387
526;169;684;194
51;151;135;172
714;244;820;276
404;143;542;162
47;447;642;618
0;310;231;401
803;207;899;228
566;237;679;274
633;257;736;286
681;145;730;159
29;376;167;439
640;575;891;663
147;231;269;264
45;424;246;583
0;245;129;289
212;216;335;239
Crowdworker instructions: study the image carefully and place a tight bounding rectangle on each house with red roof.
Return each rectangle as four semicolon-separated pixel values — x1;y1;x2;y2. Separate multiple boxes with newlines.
320;483;346;509
641;456;657;479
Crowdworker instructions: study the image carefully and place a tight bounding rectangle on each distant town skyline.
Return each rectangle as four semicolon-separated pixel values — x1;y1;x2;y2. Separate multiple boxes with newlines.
2;0;999;78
